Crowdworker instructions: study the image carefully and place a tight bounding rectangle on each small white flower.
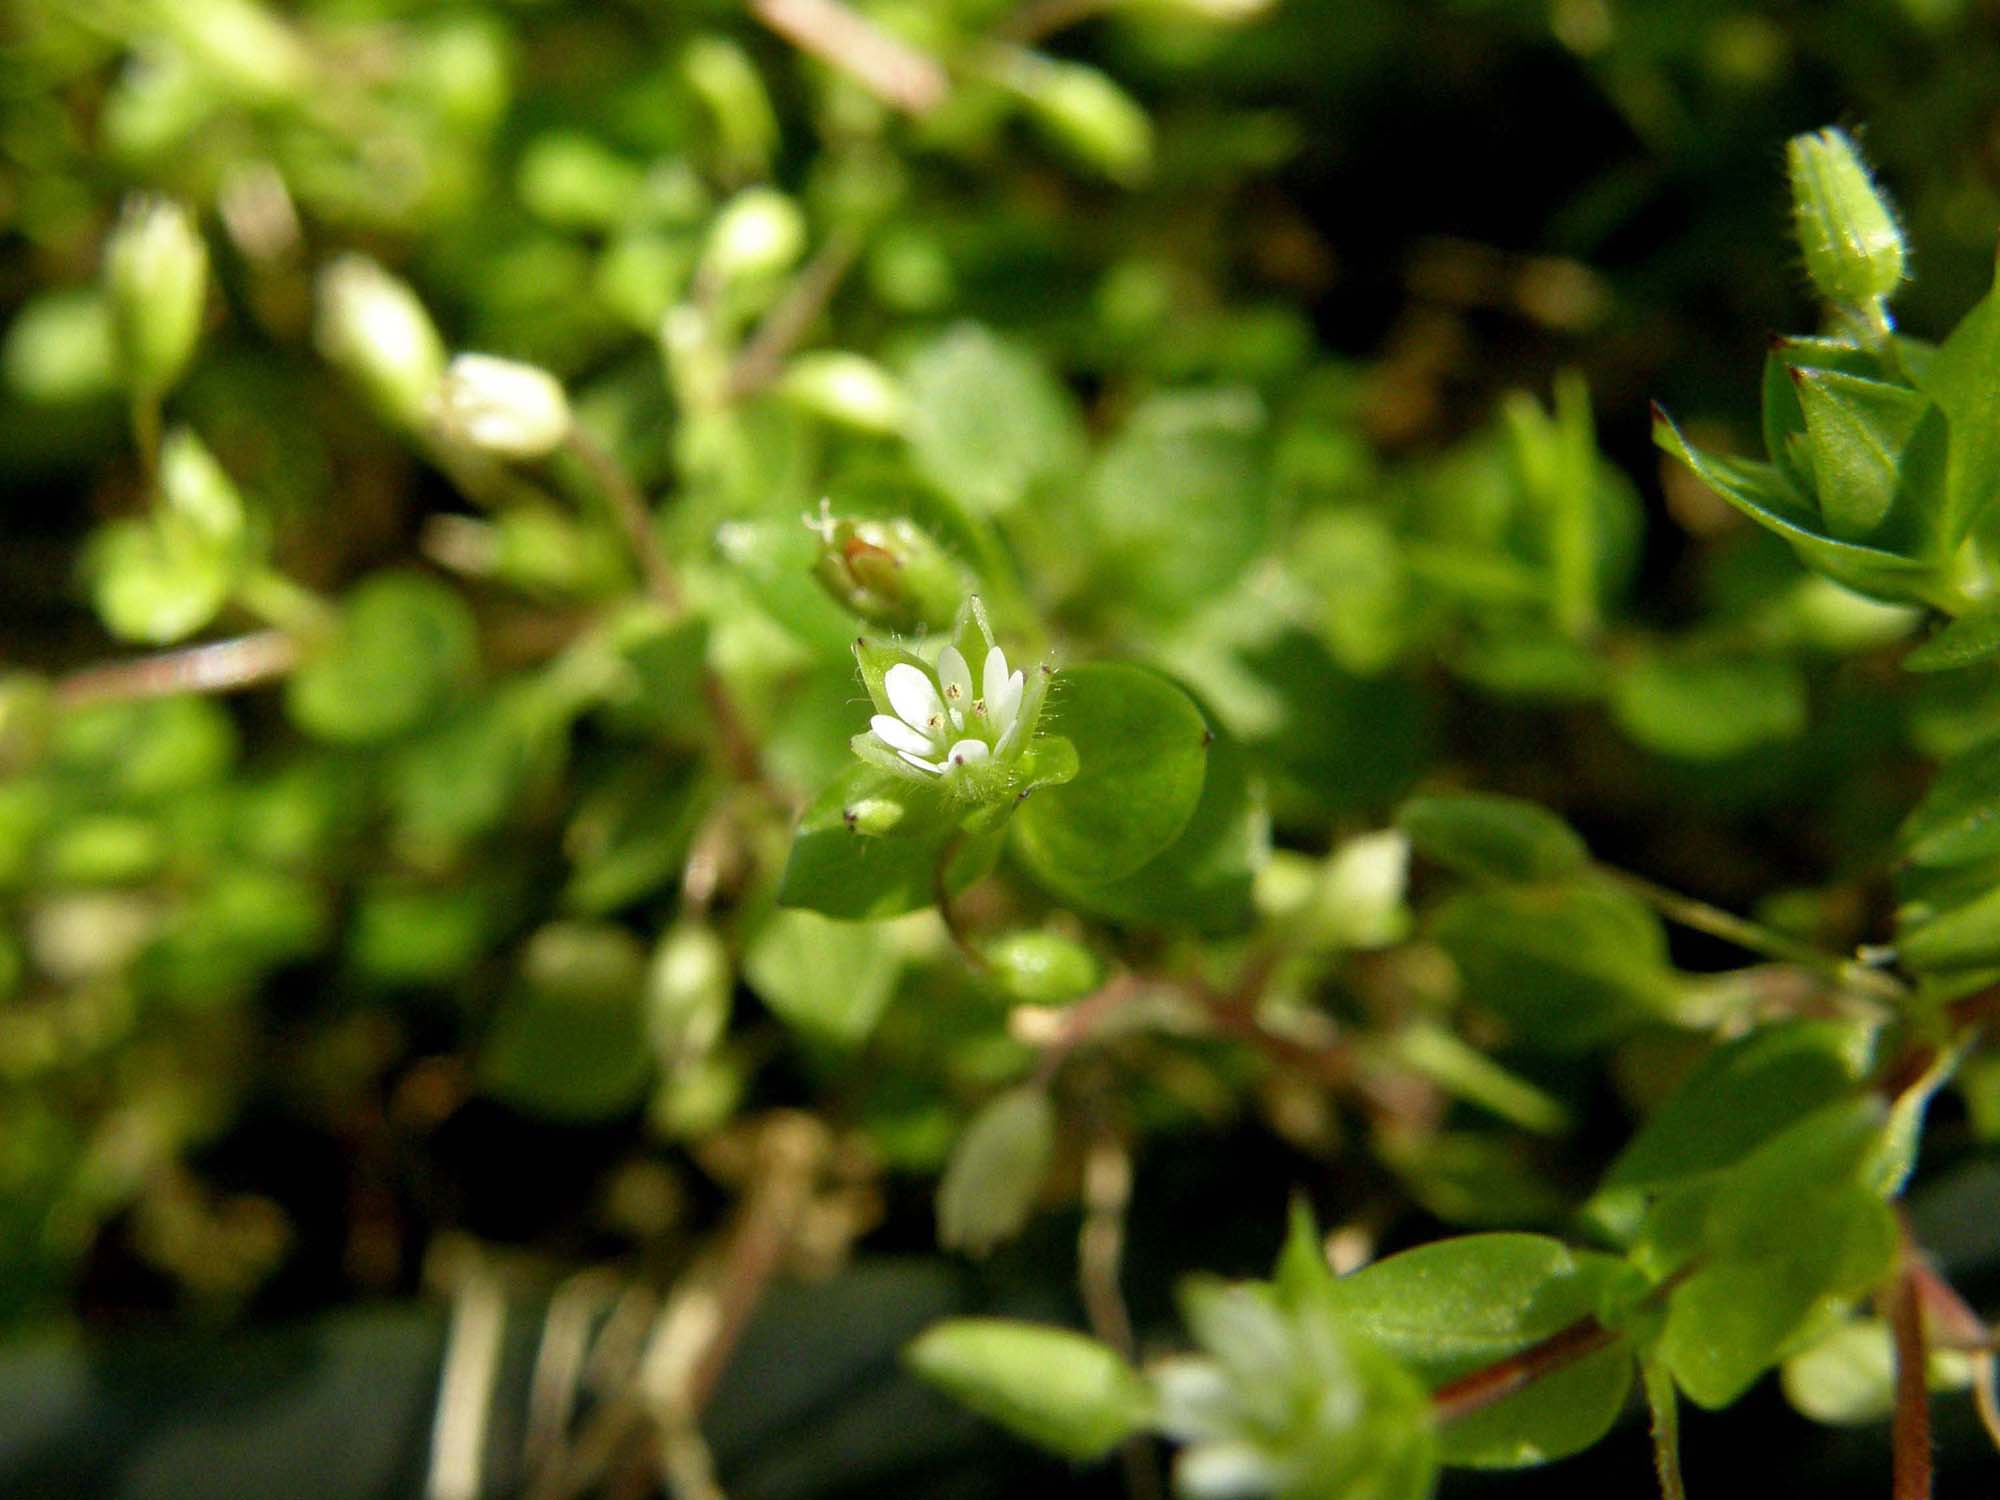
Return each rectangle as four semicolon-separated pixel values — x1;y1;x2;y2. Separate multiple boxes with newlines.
866;643;1027;778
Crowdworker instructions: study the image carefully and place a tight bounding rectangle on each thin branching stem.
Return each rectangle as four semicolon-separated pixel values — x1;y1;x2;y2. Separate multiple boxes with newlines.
1600;865;1907;1004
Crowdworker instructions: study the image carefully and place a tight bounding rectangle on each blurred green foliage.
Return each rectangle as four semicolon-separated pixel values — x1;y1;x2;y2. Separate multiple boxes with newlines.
8;0;2000;1496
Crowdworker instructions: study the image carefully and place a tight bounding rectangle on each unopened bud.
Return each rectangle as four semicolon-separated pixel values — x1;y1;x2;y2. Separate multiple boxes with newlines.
843;796;906;836
316;255;447;431
164;0;313;103
1788;128;1906;318
646;920;732;1067
683;35;778;173
999;53;1152;185
159;428;245;543
434;353;572;460
810;504;964;632
104;194;208;398
982;930;1099;1005
779;351;907;434
702;187;805;284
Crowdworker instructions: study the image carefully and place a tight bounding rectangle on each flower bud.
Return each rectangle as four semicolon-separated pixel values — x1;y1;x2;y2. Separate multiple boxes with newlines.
159;428;245;543
1788;127;1906;316
316;256;448;432
779;351;907;434
702;187;805;285
997;52;1152;186
683;35;778;175
982;930;1100;1005
646;920;732;1068
103;194;208;398
810;504;963;633
433;353;573;461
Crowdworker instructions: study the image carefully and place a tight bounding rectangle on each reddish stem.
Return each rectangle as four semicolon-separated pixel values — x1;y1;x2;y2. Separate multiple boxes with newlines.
1891;1239;1935;1500
1430;1316;1620;1424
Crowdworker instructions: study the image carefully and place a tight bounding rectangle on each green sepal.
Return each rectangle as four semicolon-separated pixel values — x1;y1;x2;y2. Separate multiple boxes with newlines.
1789;365;1941;543
778;764;1003;919
1653;404;1938;605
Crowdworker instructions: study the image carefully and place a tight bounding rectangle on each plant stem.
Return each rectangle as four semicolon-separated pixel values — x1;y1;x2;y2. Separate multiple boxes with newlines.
566;429;681;612
1643;1360;1687;1500
1076;1126;1163;1500
1600;865;1905;1002
131;392;161;480
1891;1229;1936;1500
725;228;861;401
54;629;301;708
564;429;766;785
749;0;949;114
933;832;991;972
1430;1316;1620;1424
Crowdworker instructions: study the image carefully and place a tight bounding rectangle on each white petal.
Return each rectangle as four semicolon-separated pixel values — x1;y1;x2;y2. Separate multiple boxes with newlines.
989;668;1024;738
982;646;1011;706
871;714;937;757
884;663;944;733
896;748;944;775
947;738;991;766
937;645;973;704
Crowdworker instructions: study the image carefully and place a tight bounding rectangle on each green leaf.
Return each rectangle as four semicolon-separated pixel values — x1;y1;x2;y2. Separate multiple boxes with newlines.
287;573;478;744
1896;876;2000;973
904;1319;1149;1461
348;879;493;986
1655;1097;1898;1408
86;516;233;646
1917;250;2000;545
1018;709;1258;933
562;761;709;915
779;764;1002;920
1899;737;2000;866
1084;389;1270;617
1653;405;1937;603
1327;1233;1636;1469
1780;1318;1973;1426
902;323;1083;516
1790;367;1939;542
1432;880;1677;1050
1609;651;1806;761
743;907;902;1049
1603;1018;1877;1191
478;921;653;1121
1396;793;1588;884
935;1086;1055;1255
1011;663;1209;888
1905;611;2000;672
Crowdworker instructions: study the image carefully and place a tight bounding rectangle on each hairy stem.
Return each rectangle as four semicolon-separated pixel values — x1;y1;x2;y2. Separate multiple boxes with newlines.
1643;1360;1687;1500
